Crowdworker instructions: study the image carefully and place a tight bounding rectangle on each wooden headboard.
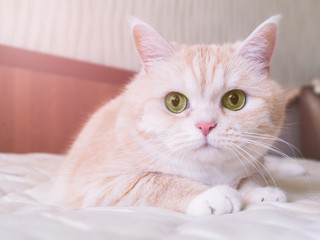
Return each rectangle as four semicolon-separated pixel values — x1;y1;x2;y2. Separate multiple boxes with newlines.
0;45;135;154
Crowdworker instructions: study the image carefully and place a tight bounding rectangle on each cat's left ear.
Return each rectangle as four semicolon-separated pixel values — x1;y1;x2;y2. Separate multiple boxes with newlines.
129;17;175;73
237;15;281;75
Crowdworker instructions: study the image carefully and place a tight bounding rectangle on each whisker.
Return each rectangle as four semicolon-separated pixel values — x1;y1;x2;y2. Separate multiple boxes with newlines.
241;145;277;188
239;134;312;189
242;132;302;157
230;143;269;186
227;147;250;179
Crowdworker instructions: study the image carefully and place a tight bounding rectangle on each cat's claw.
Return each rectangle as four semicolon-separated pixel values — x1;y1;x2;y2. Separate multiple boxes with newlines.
187;185;243;216
243;186;287;203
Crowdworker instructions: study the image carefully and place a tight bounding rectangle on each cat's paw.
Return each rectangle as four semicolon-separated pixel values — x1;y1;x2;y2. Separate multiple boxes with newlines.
243;186;287;203
187;185;243;216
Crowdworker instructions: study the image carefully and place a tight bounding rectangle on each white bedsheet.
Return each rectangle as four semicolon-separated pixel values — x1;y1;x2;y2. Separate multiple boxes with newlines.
0;153;319;240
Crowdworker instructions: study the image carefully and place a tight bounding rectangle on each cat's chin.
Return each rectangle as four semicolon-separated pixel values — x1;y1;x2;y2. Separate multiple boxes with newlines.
193;150;232;164
192;144;231;163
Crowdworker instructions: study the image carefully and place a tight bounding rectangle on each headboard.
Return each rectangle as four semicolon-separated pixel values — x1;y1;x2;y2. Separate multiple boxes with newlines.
300;86;320;160
0;45;135;154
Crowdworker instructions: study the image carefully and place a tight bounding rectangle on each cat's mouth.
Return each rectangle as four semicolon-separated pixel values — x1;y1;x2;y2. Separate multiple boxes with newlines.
200;144;211;150
198;140;216;150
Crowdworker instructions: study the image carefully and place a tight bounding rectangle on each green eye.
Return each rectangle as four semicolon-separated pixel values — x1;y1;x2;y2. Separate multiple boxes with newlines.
165;92;188;113
222;89;246;111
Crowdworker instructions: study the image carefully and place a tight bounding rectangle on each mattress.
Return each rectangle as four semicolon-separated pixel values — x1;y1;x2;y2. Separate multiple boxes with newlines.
0;153;319;240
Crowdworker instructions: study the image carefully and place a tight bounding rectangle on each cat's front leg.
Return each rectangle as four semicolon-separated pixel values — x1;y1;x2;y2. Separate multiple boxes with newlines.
187;185;243;216
238;176;287;204
104;172;242;216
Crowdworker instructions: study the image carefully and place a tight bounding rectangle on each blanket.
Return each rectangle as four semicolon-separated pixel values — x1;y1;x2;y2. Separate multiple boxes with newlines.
0;153;319;240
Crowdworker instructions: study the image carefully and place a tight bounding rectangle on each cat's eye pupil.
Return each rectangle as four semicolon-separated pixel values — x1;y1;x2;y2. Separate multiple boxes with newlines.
171;95;180;107
230;93;239;105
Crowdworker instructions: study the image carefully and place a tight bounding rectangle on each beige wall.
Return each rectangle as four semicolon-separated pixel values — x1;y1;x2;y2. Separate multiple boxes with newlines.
0;0;319;89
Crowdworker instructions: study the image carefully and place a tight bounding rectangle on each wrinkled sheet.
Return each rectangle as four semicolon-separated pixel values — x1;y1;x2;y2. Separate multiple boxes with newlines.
0;153;319;240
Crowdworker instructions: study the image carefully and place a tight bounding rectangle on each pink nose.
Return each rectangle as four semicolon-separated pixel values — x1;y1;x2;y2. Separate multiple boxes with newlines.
196;121;217;137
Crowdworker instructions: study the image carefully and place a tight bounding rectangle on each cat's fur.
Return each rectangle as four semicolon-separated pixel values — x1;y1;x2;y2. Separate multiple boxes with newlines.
53;16;287;216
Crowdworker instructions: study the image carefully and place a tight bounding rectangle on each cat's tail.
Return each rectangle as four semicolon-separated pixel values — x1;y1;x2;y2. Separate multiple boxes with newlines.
264;155;306;177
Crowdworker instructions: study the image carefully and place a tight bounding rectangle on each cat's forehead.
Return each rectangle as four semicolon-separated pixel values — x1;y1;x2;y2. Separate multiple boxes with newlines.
175;43;237;63
174;44;239;99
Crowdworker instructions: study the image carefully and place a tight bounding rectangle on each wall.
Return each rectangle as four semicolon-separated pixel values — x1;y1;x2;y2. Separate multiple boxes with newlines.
1;0;319;155
0;0;319;89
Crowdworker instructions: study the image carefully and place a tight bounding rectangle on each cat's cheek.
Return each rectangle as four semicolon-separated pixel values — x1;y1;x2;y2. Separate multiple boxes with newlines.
137;114;163;135
186;185;243;216
137;110;176;136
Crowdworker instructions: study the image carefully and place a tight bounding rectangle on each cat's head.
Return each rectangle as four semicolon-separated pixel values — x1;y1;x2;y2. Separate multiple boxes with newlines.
124;16;285;165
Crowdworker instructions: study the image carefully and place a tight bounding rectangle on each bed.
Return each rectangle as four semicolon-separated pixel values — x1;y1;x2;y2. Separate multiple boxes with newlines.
1;45;320;239
0;153;319;239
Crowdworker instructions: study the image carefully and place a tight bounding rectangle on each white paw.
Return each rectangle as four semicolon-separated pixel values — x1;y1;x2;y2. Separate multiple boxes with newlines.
244;186;287;203
187;185;243;216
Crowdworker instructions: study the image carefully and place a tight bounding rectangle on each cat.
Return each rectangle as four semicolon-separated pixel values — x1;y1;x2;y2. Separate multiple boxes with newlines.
52;15;287;216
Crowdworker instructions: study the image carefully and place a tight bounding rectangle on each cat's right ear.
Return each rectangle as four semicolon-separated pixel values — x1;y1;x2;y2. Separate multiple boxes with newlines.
129;17;175;73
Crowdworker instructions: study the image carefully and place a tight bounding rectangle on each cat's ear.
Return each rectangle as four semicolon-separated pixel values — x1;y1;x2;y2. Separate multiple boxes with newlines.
237;15;281;75
129;17;175;73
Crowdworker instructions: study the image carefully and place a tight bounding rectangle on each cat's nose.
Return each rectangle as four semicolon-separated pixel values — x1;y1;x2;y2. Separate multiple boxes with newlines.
196;121;217;137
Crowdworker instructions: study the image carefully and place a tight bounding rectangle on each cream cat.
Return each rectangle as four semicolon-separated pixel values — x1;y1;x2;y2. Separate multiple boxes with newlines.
53;15;287;216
